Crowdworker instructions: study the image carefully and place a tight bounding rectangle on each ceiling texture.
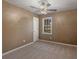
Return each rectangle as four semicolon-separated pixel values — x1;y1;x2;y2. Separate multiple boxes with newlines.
5;0;77;14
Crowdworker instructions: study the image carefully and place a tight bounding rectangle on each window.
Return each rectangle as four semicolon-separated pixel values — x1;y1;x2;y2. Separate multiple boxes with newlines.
42;17;52;34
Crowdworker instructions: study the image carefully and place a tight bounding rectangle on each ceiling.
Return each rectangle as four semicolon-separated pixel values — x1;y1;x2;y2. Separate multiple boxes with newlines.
5;0;77;14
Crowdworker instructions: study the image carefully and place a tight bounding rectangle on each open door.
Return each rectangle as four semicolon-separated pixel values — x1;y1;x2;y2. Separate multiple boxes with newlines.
33;17;39;42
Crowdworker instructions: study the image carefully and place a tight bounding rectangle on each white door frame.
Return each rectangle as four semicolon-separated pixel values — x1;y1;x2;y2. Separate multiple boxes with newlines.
33;17;39;42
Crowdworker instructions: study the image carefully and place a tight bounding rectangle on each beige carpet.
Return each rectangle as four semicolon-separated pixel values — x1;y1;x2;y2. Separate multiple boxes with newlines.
3;41;77;59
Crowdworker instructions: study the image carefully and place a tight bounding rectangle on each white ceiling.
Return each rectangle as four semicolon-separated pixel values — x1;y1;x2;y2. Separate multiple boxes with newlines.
6;0;77;14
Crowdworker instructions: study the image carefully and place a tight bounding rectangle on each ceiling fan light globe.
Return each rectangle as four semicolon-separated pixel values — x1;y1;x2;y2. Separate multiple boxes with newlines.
40;5;44;9
41;11;47;14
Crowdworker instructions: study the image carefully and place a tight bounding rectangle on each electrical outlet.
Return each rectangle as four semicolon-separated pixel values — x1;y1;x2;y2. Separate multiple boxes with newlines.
23;40;26;42
49;37;52;40
53;37;55;40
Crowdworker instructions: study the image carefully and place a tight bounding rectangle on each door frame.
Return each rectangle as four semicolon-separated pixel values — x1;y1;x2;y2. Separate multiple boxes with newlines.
33;16;39;42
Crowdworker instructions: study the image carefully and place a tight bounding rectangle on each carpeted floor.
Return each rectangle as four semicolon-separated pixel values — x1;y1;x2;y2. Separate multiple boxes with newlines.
3;41;77;59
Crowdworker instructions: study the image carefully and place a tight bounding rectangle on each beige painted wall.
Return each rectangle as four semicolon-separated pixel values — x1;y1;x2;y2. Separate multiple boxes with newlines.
39;10;77;45
3;1;34;53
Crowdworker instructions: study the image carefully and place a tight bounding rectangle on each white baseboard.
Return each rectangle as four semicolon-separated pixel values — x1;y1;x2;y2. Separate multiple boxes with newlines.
40;40;77;47
2;42;34;56
3;40;77;56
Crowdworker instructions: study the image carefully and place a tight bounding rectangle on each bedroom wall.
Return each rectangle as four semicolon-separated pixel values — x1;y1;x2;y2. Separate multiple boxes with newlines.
39;10;77;45
3;1;34;53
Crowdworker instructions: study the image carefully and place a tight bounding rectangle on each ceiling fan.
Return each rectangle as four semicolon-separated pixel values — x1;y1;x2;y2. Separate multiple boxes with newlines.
30;0;57;14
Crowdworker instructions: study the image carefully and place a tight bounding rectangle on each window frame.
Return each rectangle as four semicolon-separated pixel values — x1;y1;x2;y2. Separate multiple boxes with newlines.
42;17;52;34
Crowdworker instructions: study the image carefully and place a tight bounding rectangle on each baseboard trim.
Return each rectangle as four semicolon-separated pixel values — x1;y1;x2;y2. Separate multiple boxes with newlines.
40;40;77;47
3;40;76;56
2;42;34;56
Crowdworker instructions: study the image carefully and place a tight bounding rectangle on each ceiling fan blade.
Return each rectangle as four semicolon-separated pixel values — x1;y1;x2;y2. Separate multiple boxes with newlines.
30;6;40;10
47;9;57;11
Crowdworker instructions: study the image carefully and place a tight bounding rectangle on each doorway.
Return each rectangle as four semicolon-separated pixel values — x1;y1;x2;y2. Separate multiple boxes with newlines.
33;17;39;42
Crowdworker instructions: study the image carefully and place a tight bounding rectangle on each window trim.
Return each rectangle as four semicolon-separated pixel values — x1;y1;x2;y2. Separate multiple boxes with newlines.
42;17;52;34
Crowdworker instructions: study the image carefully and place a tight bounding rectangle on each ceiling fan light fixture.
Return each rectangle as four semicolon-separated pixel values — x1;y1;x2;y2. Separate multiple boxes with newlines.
40;5;44;9
39;0;50;14
40;10;47;14
41;11;47;14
